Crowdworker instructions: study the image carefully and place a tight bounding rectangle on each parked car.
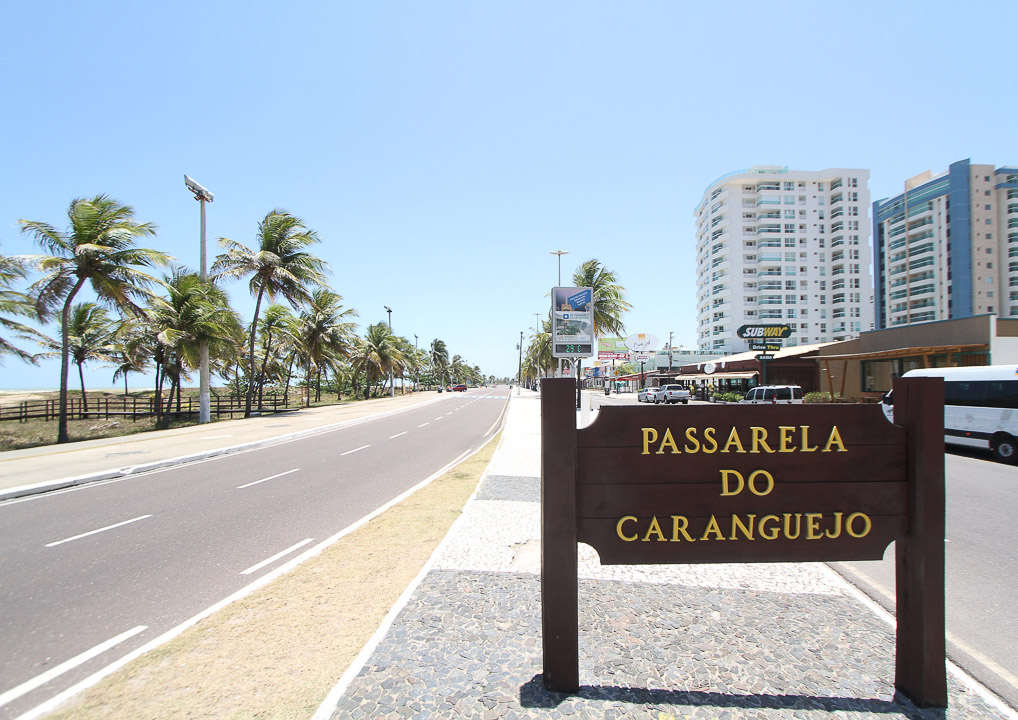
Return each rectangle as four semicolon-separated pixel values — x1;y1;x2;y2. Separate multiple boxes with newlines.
452;384;467;392
637;386;656;402
661;385;691;404
740;385;803;404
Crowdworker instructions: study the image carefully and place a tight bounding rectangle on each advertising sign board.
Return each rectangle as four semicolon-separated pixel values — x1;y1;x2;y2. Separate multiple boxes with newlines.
737;324;792;339
597;337;629;361
551;287;594;358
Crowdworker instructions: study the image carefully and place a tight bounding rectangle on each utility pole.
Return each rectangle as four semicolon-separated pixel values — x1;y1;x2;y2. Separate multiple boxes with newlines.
384;306;394;397
668;331;674;373
185;175;213;423
517;330;523;395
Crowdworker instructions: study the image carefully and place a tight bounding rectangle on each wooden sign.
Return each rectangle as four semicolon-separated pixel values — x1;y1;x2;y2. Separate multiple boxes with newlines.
540;376;947;708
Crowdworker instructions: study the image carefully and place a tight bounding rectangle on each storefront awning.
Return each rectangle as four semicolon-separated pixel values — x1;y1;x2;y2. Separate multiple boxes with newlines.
813;343;987;362
678;371;759;381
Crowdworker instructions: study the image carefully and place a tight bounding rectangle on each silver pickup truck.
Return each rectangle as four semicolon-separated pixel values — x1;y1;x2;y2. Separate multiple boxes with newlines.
657;384;691;404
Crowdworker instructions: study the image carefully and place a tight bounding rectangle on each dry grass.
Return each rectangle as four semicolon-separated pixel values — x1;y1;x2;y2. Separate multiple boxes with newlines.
45;432;499;720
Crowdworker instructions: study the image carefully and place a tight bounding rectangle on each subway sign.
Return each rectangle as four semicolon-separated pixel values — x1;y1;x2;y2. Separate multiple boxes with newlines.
737;324;792;339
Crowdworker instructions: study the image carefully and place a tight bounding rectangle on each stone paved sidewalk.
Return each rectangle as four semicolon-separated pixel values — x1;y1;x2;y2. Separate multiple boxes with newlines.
321;392;1014;720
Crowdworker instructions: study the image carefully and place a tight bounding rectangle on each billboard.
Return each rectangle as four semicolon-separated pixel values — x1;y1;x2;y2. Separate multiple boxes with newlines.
597;337;629;361
551;287;594;358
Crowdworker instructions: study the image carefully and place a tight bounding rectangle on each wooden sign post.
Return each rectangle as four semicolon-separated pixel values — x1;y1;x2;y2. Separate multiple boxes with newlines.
540;376;946;707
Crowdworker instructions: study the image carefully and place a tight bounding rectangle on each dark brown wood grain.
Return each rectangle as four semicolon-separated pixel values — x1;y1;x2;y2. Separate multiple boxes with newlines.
894;376;948;707
540;378;579;693
539;377;946;708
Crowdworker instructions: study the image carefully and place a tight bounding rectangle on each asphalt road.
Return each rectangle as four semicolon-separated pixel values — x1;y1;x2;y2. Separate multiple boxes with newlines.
834;444;1018;710
0;387;507;720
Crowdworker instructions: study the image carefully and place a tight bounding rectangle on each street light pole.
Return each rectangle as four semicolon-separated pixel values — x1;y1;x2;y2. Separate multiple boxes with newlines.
384;306;394;397
550;249;569;286
517;330;523;395
185;175;213;424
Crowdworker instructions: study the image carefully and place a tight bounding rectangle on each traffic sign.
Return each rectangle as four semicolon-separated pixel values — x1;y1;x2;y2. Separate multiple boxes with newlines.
755;353;774;361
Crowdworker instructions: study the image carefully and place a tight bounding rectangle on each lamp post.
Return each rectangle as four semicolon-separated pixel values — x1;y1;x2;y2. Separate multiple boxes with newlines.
517;330;523;395
384;306;394;397
184;175;213;424
550;249;569;286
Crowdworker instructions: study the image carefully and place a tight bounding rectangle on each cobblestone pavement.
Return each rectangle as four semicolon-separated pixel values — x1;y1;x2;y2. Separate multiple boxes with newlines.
323;392;1014;720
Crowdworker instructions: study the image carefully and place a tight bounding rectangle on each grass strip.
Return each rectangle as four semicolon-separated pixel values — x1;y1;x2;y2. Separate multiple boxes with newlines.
46;431;499;720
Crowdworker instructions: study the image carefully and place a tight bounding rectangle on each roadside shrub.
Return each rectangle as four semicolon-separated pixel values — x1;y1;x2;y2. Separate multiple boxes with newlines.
715;391;745;403
804;391;841;403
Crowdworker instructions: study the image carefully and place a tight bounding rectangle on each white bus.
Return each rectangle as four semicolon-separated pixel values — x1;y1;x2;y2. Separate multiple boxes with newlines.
881;364;1018;463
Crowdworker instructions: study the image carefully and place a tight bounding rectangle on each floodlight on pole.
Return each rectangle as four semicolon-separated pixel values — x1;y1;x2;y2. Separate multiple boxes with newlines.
550;249;569;286
384;306;394;397
185;175;214;424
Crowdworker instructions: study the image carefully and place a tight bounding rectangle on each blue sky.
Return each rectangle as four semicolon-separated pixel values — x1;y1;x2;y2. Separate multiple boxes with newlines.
2;1;1015;389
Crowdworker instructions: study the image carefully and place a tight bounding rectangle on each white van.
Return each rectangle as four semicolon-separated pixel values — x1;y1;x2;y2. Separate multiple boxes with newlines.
880;364;1018;463
740;385;803;404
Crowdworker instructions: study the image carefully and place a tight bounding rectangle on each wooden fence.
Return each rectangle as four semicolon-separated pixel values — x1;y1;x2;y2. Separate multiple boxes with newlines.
0;395;297;423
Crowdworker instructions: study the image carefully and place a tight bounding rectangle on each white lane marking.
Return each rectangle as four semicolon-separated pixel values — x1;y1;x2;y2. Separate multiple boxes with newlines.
434;417;444;421
240;539;313;576
341;445;370;456
388;431;407;439
237;468;299;490
0;625;147;709
18;436;497;720
202;434;233;439
45;515;153;548
418;422;429;427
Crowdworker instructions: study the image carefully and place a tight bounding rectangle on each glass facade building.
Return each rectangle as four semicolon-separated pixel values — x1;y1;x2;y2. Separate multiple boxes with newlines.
873;159;1018;329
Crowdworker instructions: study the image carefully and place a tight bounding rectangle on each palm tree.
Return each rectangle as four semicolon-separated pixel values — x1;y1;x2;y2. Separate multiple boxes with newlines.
212;210;329;417
572;259;632;389
62;303;117;412
0;251;48;364
296;289;358;405
572;259;632;338
149;270;243;426
448;354;467;384
429;338;449;389
111;317;154;396
355;323;401;398
256;304;297;407
20;196;169;443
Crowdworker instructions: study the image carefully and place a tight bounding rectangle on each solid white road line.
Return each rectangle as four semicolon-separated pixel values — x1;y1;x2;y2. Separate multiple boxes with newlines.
44;515;153;548
388;431;407;439
236;468;299;490
340;445;370;456
0;625;147;709
240;539;313;576
17;428;503;720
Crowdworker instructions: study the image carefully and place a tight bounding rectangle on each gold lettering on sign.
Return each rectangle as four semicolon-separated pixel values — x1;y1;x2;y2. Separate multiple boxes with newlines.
639;425;846;455
615;513;873;543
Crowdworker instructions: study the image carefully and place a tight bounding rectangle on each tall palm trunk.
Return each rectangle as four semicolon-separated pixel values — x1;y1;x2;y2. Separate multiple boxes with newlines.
77;362;88;414
257;328;275;410
56;276;88;443
245;285;267;417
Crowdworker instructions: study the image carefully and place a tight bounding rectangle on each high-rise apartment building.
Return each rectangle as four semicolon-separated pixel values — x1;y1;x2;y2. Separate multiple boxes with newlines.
873;159;1018;329
695;166;873;354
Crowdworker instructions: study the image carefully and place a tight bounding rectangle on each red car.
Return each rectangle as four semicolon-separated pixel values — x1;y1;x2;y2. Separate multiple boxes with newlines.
452;384;467;392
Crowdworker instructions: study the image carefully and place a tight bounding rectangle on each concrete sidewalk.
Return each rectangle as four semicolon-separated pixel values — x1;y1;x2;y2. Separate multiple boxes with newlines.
318;390;1015;720
0;391;445;500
